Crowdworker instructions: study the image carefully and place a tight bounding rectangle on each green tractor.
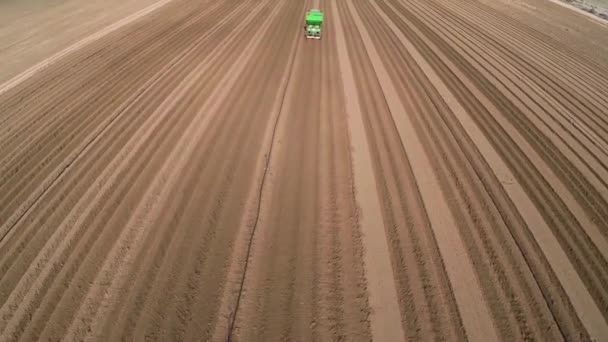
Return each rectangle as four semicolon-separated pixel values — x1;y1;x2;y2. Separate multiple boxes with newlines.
305;9;323;39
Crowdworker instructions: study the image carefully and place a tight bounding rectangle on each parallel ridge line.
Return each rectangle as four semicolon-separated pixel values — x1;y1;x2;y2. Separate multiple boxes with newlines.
332;1;408;341
43;0;262;339
317;4;371;336
0;0;176;96
0;0;234;247
55;0;285;339
204;1;308;340
460;0;608;107
0;0;211;165
337;0;467;340
0;0;196;137
0;0;261;339
347;0;503;341
229;2;328;340
384;0;608;315
0;0;225;234
356;0;564;340
374;0;608;339
434;0;608;150
0;0;236;278
403;0;608;255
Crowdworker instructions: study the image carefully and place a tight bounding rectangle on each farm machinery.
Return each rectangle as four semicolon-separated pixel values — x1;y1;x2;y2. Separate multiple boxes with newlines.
305;9;323;39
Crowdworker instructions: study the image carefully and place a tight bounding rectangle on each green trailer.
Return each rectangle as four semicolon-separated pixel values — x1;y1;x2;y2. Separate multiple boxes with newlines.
305;9;323;39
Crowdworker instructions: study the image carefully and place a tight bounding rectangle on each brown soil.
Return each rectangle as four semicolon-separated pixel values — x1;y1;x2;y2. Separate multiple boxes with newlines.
0;0;166;84
1;0;607;341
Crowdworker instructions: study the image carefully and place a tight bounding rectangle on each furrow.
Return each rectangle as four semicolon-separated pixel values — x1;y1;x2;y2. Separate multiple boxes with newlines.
0;1;230;222
0;0;199;143
0;0;219;168
356;1;567;338
432;0;608;137
346;0;503;340
380;0;608;320
60;0;294;339
138;3;292;340
372;0;608;338
460;0;608;95
16;3;258;337
338;1;469;340
401;0;608;252
0;0;258;340
0;0;245;259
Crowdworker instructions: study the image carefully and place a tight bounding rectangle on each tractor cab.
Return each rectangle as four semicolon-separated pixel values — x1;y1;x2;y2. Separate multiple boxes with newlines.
305;9;324;39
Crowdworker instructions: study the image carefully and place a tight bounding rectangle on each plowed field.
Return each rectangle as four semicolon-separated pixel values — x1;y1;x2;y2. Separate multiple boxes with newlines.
1;0;607;340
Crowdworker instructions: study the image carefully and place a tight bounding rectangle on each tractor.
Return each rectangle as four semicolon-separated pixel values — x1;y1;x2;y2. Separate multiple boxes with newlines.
305;9;323;39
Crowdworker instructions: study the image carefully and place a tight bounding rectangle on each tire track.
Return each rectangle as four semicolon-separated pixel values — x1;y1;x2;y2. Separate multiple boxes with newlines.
232;21;325;342
0;1;207;168
332;2;408;340
209;2;306;340
136;1;304;340
219;1;309;340
316;3;372;338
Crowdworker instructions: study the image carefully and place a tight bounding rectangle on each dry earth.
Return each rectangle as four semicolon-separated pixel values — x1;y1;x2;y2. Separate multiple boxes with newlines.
0;0;607;341
0;0;171;84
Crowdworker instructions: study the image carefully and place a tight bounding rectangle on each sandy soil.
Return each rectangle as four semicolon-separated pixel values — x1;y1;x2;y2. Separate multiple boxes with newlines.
0;0;166;84
0;0;607;340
